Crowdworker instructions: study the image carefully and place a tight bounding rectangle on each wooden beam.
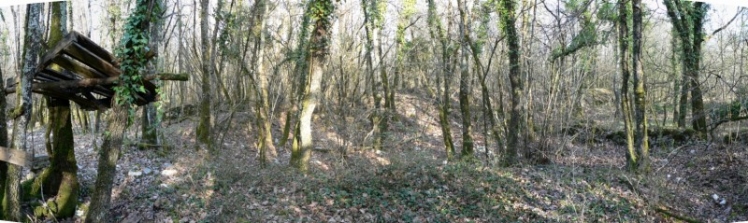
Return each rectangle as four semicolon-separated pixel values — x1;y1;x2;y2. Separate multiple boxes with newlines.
36;31;77;72
52;55;108;78
5;73;189;95
0;146;31;167
71;31;118;66
63;42;121;77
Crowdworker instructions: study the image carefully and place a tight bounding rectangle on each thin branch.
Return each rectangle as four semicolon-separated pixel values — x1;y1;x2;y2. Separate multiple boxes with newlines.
710;7;745;36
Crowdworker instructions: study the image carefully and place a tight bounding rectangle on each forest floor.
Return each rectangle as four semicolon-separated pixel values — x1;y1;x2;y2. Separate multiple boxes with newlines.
22;91;748;223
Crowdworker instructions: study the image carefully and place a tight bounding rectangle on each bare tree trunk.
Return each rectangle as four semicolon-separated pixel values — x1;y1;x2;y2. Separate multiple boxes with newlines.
4;4;42;220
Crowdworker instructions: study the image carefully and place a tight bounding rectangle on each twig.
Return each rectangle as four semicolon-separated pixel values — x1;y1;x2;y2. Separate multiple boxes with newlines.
655;205;701;223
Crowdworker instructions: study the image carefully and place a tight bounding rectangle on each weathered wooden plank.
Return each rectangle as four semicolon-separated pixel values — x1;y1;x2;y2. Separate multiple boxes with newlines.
36;31;77;71
63;42;121;77
71;31;118;66
0;146;31;167
52;55;108;78
40;67;76;80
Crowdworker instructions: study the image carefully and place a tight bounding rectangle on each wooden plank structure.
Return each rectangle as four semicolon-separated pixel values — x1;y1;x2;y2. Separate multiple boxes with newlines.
6;31;158;110
0;146;30;167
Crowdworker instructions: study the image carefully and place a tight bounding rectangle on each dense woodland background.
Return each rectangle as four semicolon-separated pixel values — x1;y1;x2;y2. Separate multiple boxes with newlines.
0;0;747;222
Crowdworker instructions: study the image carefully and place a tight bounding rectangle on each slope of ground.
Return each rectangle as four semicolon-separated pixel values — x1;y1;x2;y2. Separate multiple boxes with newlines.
18;91;748;223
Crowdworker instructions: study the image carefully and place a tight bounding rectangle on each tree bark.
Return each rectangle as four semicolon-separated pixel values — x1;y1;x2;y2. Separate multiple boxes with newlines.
619;0;636;172
4;3;42;221
196;0;213;145
0;27;9;221
362;0;386;150
290;0;335;172
249;0;277;165
86;0;159;221
427;0;456;160
632;0;650;173
29;2;79;218
664;0;708;139
499;0;523;166
457;0;474;158
142;0;165;146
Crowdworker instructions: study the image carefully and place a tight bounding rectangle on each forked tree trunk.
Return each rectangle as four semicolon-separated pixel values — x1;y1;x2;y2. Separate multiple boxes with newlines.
250;0;277;165
290;0;335;172
664;0;708;139
427;0;456;160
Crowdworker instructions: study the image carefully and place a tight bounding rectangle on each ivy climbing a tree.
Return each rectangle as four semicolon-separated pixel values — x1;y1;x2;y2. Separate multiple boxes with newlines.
86;0;162;222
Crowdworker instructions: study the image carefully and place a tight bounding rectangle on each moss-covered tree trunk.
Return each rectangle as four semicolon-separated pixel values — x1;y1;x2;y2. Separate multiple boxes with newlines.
196;0;213;146
26;2;80;218
457;0;474;158
0;32;9;220
142;0;165;147
4;3;42;221
362;0;386;150
427;0;456;160
499;0;523;166
249;0;277;165
664;0;708;139
32;99;78;218
85;105;127;223
290;0;335;172
632;0;650;173
618;0;636;171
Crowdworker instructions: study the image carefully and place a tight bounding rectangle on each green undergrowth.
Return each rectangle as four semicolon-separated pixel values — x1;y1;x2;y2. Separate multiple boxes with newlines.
198;150;666;222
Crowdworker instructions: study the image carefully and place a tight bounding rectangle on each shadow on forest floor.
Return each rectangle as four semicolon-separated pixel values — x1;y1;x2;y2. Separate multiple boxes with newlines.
23;89;745;222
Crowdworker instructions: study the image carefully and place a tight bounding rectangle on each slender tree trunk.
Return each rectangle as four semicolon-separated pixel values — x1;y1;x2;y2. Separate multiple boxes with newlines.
4;4;42;220
196;0;213;145
0;28;9;221
427;0;456;159
457;0;474;158
362;0;386;150
632;0;650;173
619;0;636;171
499;0;522;166
250;0;277;165
142;0;165;146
